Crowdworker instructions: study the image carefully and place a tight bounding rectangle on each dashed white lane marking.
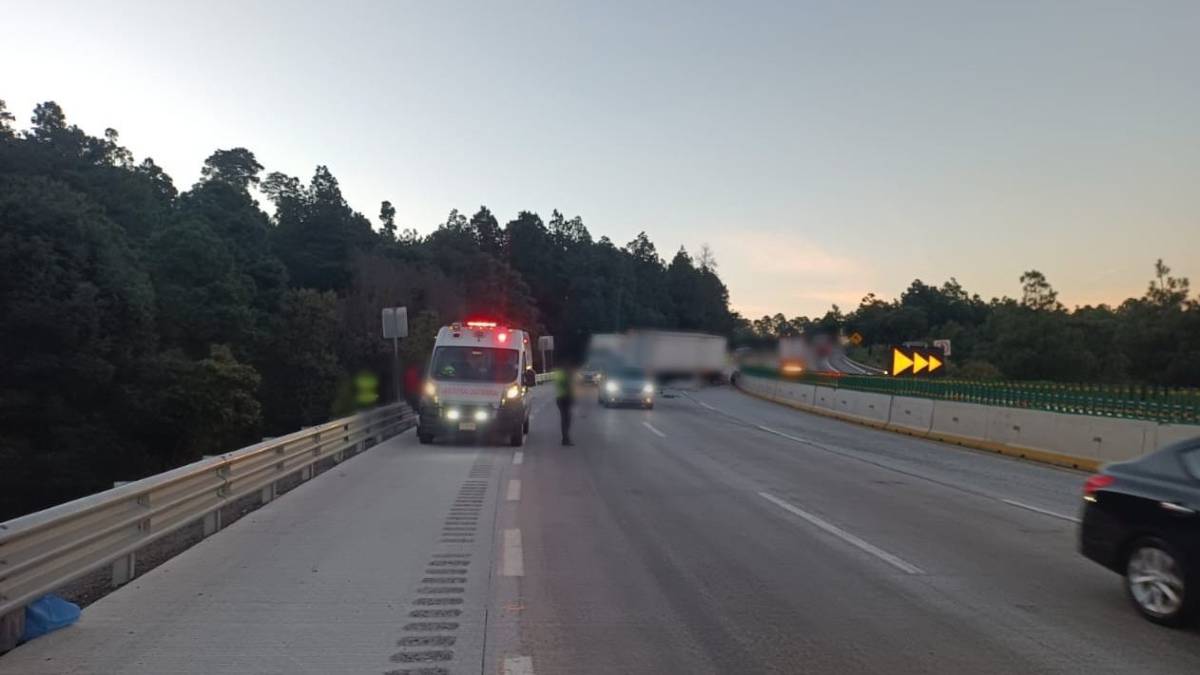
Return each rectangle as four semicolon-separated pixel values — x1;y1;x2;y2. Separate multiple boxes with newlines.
699;401;717;411
507;479;522;501
513;451;524;465
1001;499;1080;523
756;424;810;444
758;491;925;575
502;528;524;576
642;421;667;438
503;655;535;675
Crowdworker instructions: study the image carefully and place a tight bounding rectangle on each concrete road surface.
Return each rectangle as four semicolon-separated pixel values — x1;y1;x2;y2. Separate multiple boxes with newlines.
3;386;1199;674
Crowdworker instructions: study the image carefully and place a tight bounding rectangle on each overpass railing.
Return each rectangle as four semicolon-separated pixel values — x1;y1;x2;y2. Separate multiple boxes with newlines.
739;366;1199;424
0;403;414;621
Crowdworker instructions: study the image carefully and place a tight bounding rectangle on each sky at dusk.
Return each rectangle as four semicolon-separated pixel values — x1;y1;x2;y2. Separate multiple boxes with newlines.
3;0;1196;318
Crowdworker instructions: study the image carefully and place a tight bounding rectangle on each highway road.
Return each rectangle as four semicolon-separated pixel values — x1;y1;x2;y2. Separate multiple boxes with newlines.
3;385;1199;674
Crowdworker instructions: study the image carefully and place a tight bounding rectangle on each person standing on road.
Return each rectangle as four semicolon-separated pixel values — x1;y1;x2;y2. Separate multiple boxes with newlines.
553;364;575;446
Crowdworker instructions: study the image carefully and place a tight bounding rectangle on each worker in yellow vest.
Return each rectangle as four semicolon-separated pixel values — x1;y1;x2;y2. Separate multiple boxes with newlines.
552;363;576;446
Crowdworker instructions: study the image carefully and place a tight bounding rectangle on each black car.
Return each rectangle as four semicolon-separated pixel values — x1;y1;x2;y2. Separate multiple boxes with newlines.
1079;437;1200;626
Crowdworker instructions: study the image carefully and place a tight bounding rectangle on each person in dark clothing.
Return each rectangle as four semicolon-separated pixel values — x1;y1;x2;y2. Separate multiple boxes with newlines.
553;365;575;445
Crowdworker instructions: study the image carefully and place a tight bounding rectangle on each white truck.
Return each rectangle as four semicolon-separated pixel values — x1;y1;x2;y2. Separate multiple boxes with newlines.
417;320;537;446
623;330;728;380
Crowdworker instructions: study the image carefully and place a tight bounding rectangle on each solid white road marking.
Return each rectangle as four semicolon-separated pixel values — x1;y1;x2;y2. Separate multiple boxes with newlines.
513;451;524;465
758;491;925;575
507;479;522;501
1001;499;1080;523
643;421;667;438
502;528;524;576
503;655;535;675
699;401;717;411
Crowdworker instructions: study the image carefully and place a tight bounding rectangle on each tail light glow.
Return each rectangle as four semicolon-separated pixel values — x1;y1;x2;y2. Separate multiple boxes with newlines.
498;332;508;343
1083;474;1115;501
466;320;497;328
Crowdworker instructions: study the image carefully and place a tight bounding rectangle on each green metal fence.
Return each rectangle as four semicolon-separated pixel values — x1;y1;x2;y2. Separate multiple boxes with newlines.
738;366;1200;425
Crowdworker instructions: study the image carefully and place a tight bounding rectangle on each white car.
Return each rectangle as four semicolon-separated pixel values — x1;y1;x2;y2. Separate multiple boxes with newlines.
599;367;656;409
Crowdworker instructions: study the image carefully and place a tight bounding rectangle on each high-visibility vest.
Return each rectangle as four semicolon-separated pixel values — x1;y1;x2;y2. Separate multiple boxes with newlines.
553;369;571;398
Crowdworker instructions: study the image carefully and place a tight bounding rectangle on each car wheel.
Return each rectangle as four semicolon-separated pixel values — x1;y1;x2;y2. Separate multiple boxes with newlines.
644;402;654;410
509;427;525;447
523;416;530;434
417;432;434;445
1125;537;1195;626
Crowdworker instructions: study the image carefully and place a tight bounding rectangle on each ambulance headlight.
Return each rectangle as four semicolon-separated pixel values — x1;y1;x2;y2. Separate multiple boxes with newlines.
445;408;461;421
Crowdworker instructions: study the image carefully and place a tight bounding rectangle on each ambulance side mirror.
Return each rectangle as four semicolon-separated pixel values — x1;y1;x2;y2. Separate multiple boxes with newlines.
522;368;537;387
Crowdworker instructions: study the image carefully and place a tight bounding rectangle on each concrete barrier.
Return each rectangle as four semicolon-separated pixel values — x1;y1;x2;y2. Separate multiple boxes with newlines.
1155;424;1200;450
735;373;1199;471
929;400;990;445
813;386;837;411
886;395;933;436
849;391;892;427
776;381;817;409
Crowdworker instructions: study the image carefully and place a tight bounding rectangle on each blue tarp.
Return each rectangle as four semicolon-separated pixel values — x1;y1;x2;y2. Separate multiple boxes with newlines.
21;595;80;643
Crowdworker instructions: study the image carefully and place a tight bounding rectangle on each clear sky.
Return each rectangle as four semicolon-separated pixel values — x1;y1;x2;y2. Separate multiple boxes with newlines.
3;0;1197;318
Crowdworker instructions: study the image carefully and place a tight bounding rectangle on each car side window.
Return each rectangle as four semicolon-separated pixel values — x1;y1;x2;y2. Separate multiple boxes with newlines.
1181;449;1200;481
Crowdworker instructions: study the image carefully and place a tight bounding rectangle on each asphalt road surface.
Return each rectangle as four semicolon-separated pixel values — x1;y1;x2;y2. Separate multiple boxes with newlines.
4;385;1199;674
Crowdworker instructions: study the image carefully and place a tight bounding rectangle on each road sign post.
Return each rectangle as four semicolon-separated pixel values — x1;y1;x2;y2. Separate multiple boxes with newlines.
382;307;409;403
537;335;555;373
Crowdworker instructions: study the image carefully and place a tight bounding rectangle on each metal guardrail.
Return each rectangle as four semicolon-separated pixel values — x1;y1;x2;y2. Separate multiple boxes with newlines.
535;372;554;384
739;366;1200;424
0;403;415;619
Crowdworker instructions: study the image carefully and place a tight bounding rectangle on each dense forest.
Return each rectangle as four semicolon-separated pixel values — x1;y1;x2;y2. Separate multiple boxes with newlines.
0;100;738;518
739;265;1199;387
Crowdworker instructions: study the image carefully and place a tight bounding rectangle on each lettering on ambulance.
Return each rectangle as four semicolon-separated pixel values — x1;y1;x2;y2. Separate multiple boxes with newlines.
438;384;505;397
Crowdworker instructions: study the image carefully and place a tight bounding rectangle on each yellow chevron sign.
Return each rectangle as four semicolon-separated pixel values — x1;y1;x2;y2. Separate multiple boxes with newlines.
891;346;945;377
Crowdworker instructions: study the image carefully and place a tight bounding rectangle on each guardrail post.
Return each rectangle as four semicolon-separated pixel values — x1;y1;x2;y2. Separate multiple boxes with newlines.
111;552;136;587
260;482;275;505
202;509;221;537
300;464;313;481
334;424;349;463
0;607;24;653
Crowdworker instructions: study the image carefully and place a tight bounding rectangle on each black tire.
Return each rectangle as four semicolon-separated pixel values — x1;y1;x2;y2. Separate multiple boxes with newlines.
509;427;525;447
417;432;434;445
1124;536;1196;627
644;403;654;410
523;416;530;434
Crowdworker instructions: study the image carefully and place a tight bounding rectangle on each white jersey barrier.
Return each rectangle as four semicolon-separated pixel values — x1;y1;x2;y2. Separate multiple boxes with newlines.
736;373;1199;471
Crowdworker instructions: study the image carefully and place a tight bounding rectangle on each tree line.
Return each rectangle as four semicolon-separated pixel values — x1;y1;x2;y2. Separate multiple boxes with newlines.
738;267;1199;386
0;100;738;518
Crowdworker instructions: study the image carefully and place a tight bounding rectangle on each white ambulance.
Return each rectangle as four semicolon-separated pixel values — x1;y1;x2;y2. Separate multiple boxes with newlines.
417;320;537;446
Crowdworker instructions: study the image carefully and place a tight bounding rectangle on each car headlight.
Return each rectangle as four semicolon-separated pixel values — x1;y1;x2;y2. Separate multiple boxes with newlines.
642;382;654;394
445;408;461;421
424;381;437;398
605;381;619;393
505;384;520;399
473;409;488;422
